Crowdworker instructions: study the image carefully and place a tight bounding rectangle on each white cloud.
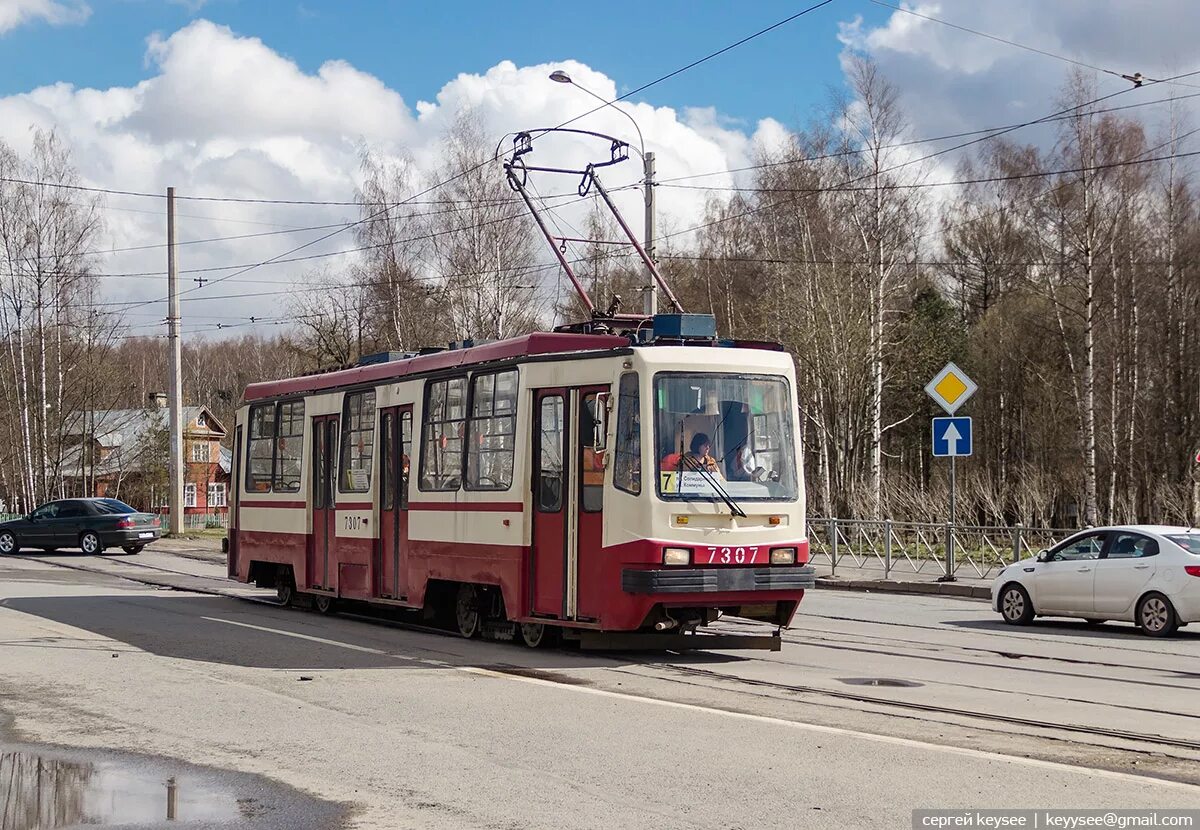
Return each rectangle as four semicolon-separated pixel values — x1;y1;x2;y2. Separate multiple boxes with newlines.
839;1;1200;144
0;0;89;34
0;21;778;331
832;0;1200;235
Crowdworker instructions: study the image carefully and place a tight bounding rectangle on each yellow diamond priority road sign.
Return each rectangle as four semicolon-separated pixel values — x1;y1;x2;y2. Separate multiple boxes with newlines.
925;362;977;415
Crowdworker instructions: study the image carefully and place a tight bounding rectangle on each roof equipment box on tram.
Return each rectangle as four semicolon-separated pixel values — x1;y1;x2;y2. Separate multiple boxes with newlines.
652;313;717;340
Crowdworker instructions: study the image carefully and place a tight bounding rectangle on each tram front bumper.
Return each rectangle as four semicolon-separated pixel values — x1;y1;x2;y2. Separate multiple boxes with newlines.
620;565;816;594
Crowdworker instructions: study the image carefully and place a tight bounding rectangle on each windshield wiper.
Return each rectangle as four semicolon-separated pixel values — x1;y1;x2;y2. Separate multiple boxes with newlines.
680;453;747;518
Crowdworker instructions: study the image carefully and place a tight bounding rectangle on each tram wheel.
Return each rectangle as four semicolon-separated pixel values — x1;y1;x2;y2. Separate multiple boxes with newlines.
518;622;557;649
313;594;336;615
277;582;295;606
455;584;481;638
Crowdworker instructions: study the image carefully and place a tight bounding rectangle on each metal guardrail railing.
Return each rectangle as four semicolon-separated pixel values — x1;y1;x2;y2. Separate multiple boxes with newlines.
806;518;1075;581
153;511;229;530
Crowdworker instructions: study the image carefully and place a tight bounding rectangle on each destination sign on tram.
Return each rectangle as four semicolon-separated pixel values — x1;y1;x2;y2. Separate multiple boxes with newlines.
660;471;776;498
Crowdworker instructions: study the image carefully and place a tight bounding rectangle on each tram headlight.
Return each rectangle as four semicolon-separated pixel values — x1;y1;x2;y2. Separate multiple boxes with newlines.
770;547;797;565
662;547;692;566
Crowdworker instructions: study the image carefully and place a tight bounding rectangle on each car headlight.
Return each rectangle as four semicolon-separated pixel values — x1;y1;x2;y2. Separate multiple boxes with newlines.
770;547;797;565
662;547;691;566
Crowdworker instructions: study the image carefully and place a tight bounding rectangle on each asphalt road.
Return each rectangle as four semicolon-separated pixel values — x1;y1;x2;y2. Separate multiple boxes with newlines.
0;542;1197;829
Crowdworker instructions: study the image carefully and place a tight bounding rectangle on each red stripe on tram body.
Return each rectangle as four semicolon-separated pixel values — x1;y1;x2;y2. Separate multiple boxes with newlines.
407;501;524;513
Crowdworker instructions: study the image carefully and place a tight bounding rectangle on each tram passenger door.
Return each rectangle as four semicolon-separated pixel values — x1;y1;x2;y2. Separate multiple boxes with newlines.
574;386;608;621
530;386;608;621
378;406;413;599
310;415;339;590
531;391;568;617
228;425;242;578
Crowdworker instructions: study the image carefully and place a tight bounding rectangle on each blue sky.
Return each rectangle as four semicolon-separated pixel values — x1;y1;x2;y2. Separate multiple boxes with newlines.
0;0;887;128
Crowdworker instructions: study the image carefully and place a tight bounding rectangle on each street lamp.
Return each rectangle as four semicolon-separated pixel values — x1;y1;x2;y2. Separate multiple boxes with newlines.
549;69;658;315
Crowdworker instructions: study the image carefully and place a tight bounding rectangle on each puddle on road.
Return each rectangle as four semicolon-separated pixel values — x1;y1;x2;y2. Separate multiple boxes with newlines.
838;677;924;688
0;744;343;829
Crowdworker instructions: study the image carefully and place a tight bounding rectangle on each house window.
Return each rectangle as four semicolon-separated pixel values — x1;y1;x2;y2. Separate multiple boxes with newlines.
420;377;467;491
246;405;275;492
191;442;208;463
272;400;305;492
339;390;376;493
466;370;518;491
197;412;207;427
184;483;197;508
208;483;227;508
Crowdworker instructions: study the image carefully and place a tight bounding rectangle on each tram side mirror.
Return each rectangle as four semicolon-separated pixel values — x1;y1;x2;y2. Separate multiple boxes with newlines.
591;391;611;453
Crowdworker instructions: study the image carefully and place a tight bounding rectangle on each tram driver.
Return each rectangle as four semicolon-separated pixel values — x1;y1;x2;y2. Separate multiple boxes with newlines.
661;432;722;476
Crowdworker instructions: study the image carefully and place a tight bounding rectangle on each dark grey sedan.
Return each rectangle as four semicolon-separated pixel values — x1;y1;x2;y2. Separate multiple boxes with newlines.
0;498;162;555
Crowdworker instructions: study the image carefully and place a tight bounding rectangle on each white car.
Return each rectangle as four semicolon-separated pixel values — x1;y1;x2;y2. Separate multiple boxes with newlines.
991;525;1200;637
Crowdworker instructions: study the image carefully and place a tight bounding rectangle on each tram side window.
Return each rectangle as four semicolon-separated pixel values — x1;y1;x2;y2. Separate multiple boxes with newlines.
466;369;518;491
340;390;376;493
537;395;565;512
272;400;305;492
246;404;275;492
421;377;467;491
400;411;412;507
380;411;412;508
580;392;604;512
614;373;640;495
381;412;395;510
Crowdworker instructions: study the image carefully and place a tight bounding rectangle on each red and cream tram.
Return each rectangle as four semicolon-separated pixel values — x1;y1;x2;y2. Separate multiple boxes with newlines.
227;128;814;649
227;319;814;649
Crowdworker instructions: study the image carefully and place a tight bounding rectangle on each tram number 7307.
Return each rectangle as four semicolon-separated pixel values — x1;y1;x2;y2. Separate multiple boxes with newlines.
703;546;763;565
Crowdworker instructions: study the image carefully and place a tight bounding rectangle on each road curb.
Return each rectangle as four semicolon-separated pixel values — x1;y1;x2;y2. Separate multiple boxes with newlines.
814;575;991;600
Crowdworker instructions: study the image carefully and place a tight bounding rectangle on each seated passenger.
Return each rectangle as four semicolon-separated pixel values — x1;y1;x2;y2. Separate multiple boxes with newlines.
729;443;757;481
660;451;683;471
729;442;781;483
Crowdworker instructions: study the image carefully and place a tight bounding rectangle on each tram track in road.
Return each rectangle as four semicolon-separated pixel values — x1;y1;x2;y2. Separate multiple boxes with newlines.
93;552;223;581
621;661;1200;755
788;621;1200;674
653;644;1200;733
739;628;1200;695
793;610;1200;660
14;551;223;583
14;548;1200;771
718;640;1200;721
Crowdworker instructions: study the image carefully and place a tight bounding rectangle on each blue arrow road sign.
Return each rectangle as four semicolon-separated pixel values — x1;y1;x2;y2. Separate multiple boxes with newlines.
932;416;972;457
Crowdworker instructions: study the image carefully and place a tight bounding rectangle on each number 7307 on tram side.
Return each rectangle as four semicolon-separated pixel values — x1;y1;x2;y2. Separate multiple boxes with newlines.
226;316;815;650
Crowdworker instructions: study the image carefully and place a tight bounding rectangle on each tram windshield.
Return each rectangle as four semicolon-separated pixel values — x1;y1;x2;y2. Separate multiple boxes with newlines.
654;373;798;502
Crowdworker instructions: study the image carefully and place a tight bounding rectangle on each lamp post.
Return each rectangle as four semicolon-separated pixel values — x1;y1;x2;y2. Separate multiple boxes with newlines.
550;70;658;316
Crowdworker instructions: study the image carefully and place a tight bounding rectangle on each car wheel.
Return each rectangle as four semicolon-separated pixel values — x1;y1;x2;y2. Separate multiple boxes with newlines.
121;545;144;555
79;531;103;555
0;531;17;555
999;583;1035;625
1137;593;1179;638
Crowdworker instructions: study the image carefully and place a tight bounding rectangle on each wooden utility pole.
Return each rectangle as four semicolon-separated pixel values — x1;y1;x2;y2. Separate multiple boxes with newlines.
167;187;183;536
